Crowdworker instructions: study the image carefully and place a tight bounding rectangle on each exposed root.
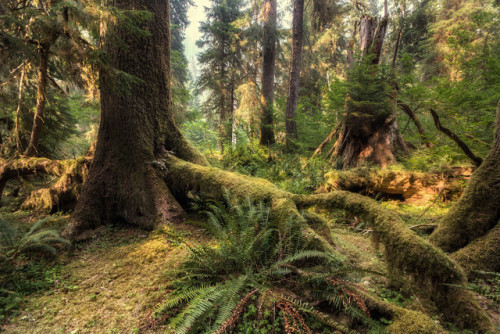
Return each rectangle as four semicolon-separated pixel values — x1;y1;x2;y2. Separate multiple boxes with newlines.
0;156;91;211
161;155;493;332
451;222;500;276
354;288;443;333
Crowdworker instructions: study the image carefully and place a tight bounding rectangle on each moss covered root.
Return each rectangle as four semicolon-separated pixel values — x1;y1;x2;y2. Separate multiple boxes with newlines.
451;222;500;276
294;191;493;332
163;156;493;332
430;101;500;253
0;156;91;211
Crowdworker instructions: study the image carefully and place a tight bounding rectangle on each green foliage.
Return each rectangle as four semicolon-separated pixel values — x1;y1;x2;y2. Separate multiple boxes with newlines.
467;273;500;305
151;191;377;333
346;59;393;123
0;217;70;261
0;216;69;321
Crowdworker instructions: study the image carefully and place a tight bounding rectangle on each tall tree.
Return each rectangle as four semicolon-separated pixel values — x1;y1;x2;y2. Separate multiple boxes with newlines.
197;0;243;152
285;0;305;150
65;0;206;237
259;0;277;146
1;0;96;157
170;0;193;124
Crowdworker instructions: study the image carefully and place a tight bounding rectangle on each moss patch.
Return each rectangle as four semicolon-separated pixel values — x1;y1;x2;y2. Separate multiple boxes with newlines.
3;226;189;333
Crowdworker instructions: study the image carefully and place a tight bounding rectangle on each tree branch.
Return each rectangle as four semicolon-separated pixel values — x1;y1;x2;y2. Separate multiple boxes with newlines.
430;108;482;166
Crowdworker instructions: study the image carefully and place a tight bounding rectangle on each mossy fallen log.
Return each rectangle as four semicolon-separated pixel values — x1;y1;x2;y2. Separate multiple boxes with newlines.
0;156;90;211
321;167;470;204
161;155;493;332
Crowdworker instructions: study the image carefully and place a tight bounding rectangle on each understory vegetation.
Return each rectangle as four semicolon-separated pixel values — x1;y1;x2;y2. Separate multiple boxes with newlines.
1;0;499;332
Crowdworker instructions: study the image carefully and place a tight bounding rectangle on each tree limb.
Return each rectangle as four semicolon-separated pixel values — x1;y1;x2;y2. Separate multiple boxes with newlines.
430;108;482;166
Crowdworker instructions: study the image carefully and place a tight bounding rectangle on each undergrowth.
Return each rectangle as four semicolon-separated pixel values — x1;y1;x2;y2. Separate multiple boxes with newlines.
0;216;69;321
146;191;380;333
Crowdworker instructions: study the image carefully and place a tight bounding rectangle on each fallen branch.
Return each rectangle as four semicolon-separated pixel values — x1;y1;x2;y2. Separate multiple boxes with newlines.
430;109;483;166
398;102;433;149
309;122;342;161
408;223;438;230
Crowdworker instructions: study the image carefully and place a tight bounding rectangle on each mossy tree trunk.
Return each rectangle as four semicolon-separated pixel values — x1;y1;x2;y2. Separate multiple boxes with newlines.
430;100;500;273
64;0;206;238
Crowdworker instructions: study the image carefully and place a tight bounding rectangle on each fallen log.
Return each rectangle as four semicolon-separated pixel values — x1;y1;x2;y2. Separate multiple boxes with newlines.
319;167;471;204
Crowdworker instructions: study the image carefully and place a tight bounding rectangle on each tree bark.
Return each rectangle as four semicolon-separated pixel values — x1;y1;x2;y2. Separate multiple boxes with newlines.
64;0;206;238
430;101;500;254
259;0;276;146
285;0;304;150
25;43;50;157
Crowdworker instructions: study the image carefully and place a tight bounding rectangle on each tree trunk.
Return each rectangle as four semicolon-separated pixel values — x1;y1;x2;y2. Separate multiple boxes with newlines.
25;43;50;157
333;10;408;169
259;0;276;146
64;0;206;238
430;100;500;255
285;0;304;150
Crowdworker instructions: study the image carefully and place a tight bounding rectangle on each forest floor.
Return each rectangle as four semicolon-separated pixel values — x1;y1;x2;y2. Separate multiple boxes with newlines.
1;166;499;333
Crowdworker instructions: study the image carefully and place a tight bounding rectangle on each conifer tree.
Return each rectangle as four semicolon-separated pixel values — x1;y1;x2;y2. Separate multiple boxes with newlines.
197;0;244;152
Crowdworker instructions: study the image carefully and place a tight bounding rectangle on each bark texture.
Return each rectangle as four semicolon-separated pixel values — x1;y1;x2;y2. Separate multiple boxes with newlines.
285;0;304;149
25;43;50;157
64;0;206;238
430;101;500;254
259;0;277;146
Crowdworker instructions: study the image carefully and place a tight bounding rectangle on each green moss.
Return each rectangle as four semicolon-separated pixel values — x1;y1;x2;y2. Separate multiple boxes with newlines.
388;309;442;334
452;222;500;275
294;191;494;331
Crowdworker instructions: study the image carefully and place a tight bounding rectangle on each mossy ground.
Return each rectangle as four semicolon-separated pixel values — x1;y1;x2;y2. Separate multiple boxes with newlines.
1;221;210;333
1;164;499;333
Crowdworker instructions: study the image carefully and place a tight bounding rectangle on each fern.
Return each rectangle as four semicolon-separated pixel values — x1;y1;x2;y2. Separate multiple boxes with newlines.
153;191;378;333
0;217;70;260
